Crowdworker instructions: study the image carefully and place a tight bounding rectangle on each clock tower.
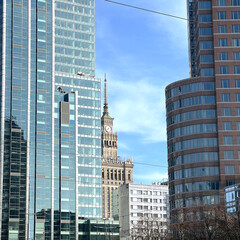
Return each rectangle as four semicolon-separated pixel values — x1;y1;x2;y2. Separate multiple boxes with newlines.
101;74;133;219
101;74;118;159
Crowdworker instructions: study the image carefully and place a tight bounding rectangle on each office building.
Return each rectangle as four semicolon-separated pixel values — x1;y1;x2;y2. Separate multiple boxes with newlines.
119;183;168;240
0;1;101;239
225;183;240;212
101;75;133;219
166;0;240;229
78;219;120;240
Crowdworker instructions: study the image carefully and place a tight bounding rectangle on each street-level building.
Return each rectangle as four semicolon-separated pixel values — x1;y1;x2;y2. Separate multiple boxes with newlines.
119;183;168;240
78;219;120;240
225;183;240;212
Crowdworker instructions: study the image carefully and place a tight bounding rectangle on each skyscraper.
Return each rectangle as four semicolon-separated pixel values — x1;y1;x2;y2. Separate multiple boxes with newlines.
101;75;133;219
166;0;240;229
0;1;101;239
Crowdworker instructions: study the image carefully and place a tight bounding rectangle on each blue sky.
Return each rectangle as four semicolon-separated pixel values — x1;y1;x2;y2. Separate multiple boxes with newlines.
95;0;189;184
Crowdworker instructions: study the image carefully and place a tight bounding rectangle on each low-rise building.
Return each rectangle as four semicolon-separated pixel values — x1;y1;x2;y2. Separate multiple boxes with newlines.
119;182;169;240
225;183;240;212
78;219;120;240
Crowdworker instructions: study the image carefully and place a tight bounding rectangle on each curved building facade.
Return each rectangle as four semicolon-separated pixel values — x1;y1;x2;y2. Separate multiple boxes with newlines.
166;0;240;227
166;77;221;215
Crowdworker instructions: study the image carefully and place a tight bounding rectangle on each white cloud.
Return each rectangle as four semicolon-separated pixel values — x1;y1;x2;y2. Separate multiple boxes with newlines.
95;0;189;144
117;140;130;151
99;71;167;143
149;0;188;51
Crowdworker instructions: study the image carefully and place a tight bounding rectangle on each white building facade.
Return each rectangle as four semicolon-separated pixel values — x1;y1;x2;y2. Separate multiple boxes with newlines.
119;183;169;240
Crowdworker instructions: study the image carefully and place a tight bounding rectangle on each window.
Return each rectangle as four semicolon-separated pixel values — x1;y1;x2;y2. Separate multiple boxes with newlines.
223;136;233;145
218;25;227;33
226;179;235;186
231;11;240;19
200;55;214;63
238;151;240;159
199;14;212;22
222;121;232;130
238;136;240;144
221;80;229;88
199;28;213;36
200;41;213;49
217;0;226;6
236;108;240;116
231;0;240;5
225;165;235;174
233;39;240;47
224;151;234;159
201;68;214;76
221;93;231;102
218;11;227;20
199;1;212;9
235;80;240;88
220;66;229;74
237;122;240;130
236;94;240;101
234;66;240;74
233;52;240;60
219;52;228;60
232;25;240;33
219;39;228;47
222;107;232;116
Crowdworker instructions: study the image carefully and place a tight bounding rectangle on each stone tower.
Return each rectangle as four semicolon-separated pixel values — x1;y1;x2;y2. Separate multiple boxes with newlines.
101;74;134;219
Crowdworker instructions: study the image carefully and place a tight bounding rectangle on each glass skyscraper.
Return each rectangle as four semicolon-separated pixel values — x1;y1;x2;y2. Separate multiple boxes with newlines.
0;0;101;239
166;0;240;232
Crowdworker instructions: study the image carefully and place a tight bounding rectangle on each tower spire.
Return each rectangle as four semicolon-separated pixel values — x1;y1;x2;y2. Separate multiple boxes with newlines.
103;73;110;117
104;73;108;106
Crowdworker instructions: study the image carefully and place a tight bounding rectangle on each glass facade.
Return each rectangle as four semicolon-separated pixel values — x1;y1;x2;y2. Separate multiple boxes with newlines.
168;0;240;231
0;0;101;239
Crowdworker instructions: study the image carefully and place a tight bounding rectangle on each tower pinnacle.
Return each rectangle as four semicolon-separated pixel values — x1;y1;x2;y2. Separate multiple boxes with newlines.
103;73;110;118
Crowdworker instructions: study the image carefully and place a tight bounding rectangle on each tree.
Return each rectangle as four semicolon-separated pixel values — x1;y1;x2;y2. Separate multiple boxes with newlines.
168;205;240;240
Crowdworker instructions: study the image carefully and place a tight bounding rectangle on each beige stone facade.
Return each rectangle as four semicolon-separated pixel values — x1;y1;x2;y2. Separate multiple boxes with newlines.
101;75;133;219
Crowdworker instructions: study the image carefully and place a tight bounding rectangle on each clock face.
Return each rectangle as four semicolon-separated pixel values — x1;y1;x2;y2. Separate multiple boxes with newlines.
105;125;111;132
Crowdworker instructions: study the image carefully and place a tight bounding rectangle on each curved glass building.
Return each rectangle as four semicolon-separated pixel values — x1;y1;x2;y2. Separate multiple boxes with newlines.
166;0;240;229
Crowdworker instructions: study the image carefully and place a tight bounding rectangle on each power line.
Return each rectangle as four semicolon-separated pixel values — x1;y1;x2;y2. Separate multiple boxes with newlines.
133;161;167;168
104;0;188;21
104;0;213;27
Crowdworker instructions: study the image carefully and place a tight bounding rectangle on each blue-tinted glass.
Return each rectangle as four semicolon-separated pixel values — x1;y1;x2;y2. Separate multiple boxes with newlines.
199;14;212;22
200;54;214;63
221;80;229;88
232;25;240;33
220;66;229;74
201;68;214;76
231;11;240;19
218;11;226;19
218;25;227;33
231;0;240;5
219;52;228;60
199;28;213;35
235;80;240;87
233;52;240;60
234;66;240;74
233;38;240;46
199;1;212;9
217;0;226;6
200;41;213;49
221;93;231;102
219;38;228;47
